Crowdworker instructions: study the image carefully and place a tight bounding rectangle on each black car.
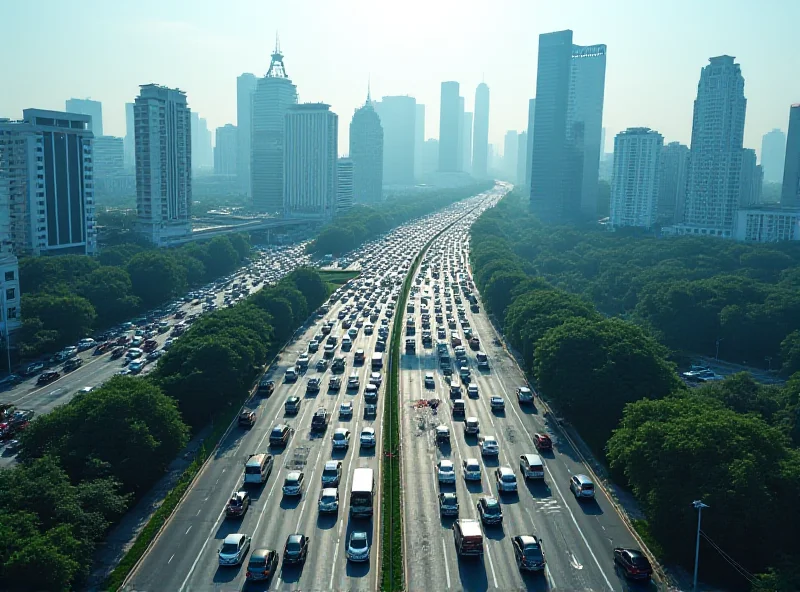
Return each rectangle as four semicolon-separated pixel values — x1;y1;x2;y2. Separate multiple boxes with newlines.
37;371;60;385
512;535;546;572
311;408;329;431
246;548;279;582
477;496;503;525
63;358;83;372
269;424;291;447
283;533;309;564
613;548;653;581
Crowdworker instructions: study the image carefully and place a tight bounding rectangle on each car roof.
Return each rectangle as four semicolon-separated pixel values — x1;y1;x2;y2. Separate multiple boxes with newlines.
362;426;375;434
286;471;302;479
482;496;499;506
439;460;454;468
498;466;514;475
324;460;340;470
250;548;273;560
223;533;245;544
517;535;540;547
441;491;457;500
350;531;368;541
522;453;542;463
334;428;349;435
287;533;304;543
321;487;337;495
465;458;479;465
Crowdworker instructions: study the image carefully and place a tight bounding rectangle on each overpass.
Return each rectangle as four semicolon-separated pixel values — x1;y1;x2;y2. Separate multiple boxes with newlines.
161;216;322;246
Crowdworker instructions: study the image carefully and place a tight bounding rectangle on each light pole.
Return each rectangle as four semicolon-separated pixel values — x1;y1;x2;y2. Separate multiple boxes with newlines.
692;500;709;592
714;338;724;361
765;356;772;371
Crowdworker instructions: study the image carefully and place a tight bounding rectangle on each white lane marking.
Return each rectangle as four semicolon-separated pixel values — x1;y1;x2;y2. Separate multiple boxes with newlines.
178;505;227;592
545;564;556;588
295;440;325;532
168;554;174;564
329;543;340;589
184;525;192;535
441;539;451;589
569;551;584;570
484;544;499;589
195;509;201;516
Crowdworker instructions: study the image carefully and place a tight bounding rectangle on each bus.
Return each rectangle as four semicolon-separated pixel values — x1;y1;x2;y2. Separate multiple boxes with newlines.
350;468;375;517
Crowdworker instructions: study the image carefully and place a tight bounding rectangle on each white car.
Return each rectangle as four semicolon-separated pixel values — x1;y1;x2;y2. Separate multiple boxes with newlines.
467;383;479;397
360;427;376;447
495;466;518;492
282;471;304;496
332;428;351;449
218;533;251;566
463;458;482;481
346;531;370;562
318;487;339;513
437;459;456;484
369;372;382;386
339;401;353;418
479;435;499;456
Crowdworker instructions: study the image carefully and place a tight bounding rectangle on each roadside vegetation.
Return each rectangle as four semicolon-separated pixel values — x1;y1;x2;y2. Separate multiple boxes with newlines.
470;189;800;591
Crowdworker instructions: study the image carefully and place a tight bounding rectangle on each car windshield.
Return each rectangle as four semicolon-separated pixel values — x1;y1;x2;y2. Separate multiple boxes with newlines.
524;546;543;559
221;542;239;554
442;496;456;506
229;497;241;506
502;473;516;482
485;501;500;514
323;468;337;477
287;541;301;552
350;537;367;549
248;556;267;567
467;463;479;471
321;494;336;503
631;555;650;567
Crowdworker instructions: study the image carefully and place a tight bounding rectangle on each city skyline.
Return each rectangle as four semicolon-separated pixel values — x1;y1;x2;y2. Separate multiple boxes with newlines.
3;0;798;158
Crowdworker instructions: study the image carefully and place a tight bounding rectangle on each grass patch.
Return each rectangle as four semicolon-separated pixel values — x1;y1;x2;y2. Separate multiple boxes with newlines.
318;269;360;285
631;519;665;559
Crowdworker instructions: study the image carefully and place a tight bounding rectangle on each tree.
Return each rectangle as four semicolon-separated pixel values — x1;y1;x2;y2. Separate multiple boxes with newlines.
97;243;147;267
21;293;96;347
19;255;99;294
127;251;186;309
78;267;140;326
285;268;328;310
482;269;529;319
781;330;800;377
203;236;240;278
227;233;251;260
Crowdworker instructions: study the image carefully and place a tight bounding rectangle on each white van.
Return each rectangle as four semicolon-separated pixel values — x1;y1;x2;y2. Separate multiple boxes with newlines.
244;453;274;484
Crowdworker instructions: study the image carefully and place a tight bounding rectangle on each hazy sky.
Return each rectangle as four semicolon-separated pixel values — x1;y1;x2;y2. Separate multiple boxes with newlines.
2;0;798;158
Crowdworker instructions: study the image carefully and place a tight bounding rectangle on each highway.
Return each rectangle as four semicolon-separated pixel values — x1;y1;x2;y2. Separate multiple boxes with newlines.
124;186;504;591
400;222;650;591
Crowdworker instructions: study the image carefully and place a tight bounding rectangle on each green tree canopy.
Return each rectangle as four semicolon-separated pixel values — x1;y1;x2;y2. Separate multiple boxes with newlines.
127;251;186;309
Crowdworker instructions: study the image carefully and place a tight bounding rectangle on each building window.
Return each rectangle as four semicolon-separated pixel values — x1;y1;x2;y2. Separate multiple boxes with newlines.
4;271;14;282
6;307;17;320
5;288;14;301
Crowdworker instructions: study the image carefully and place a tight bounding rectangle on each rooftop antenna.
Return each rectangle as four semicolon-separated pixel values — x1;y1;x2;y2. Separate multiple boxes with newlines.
266;32;289;78
367;74;372;104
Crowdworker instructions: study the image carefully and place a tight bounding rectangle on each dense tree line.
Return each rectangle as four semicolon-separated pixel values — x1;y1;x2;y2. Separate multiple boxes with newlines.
15;234;251;361
470;189;800;590
308;181;495;256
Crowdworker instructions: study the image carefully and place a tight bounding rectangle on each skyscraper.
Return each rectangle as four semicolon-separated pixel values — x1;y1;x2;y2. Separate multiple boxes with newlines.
349;92;384;203
761;128;786;184
373;96;416;185
525;98;535;188
472;83;490;178
421;139;439;176
503;131;518;180
415;104;425;180
610;127;663;229
462;111;473;173
124;102;135;169
0;110;97;257
457;96;465;172
680;55;747;237
191;114;213;170
93;136;125;183
283;104;337;219
252;42;298;213
781;104;800;208
439;81;461;172
657;142;690;224
517;131;528;187
214;124;237;176
530;30;606;221
336;158;354;215
739;148;762;207
236;73;257;195
65;98;103;137
134;84;192;246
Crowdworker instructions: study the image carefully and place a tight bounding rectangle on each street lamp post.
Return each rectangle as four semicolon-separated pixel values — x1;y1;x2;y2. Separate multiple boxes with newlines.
692;500;709;592
714;338;724;361
765;356;772;371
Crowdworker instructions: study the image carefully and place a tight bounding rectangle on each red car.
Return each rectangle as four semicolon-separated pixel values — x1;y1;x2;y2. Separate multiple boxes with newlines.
613;548;653;581
533;433;552;451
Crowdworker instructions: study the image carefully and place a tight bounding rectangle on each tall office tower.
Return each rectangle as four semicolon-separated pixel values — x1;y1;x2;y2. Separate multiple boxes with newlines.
252;42;298;213
214;124;237;175
0;135;20;334
65;98;103;137
336;158;354;214
530;30;606;221
439;81;461;172
124;102;135;169
462;111;473;173
739;148;762;206
472;83;490;178
134;84;192;246
415;104;425;180
488;144;495;171
199;118;213;168
680;56;747;237
761;128;786;184
422;139;439;175
191;114;213;169
609;127;663;229
373;96;416;185
349;92;384;203
283;104;338;219
517;131;528;187
503;131;518;179
93;136;125;182
457;96;465;172
0;110;97;257
524;98;535;187
657;142;690;224
600;127;606;154
236;73;257;195
782;104;800;208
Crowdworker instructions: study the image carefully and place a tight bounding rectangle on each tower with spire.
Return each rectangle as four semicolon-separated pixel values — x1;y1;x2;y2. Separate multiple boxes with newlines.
350;81;384;203
251;35;298;213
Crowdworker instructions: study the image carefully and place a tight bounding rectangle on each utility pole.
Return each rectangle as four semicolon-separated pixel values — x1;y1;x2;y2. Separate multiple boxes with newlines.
693;500;709;592
765;356;772;371
714;338;724;361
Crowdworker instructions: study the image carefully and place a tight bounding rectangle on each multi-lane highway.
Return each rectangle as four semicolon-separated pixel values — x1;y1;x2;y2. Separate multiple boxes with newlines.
401;222;649;591
124;186;505;591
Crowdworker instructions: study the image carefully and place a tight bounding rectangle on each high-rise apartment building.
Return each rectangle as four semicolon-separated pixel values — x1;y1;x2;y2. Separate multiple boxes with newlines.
734;206;800;242
503;131;518;180
124;102;135;169
0;127;21;334
349;94;383;204
214;124;237;176
609;127;663;229
472;83;490;178
657;142;690;224
283;104;337;219
739;148;762;206
93;136;125;182
457;96;465;172
462;111;473;173
415;104;425;180
0;110;96;257
761;128;786;184
517;131;528;187
439;81;461;172
524;98;535;188
134;84;192;246
65;98;103;137
336;158;354;215
373;96;416;185
678;56;747;238
252;44;297;213
191;113;213;170
781;104;800;208
236;73;257;195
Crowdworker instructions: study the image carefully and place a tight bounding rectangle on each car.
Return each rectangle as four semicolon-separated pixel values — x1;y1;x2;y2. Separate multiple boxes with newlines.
284;396;300;414
477;496;503;525
285;367;298;382
512;535;546;572
110;347;125;359
435;424;450;443
128;360;145;374
307;377;321;392
463;458;481;481
246;548;279;582
315;359;328;371
146;350;163;361
63;357;83;372
218;533;251;566
369;372;382;386
516;386;534;403
36;371;60;385
22;362;45;376
347;373;360;390
339;401;353;418
331;428;351;449
126;347;143;359
318;487;340;513
495;466;518;492
283;533;309;564
360;426;376;447
533;433;553;451
346;531;370;562
424;372;436;388
437;459;456;483
364;403;377;418
464;416;480;435
490;396;505;410
311;408;329;431
439;492;459;516
329;375;342;390
467;383;479;397
479;435;499;456
282;471;305;496
238;410;256;427
569;474;596;499
321;460;342;486
613;548;654;581
269;424;291;447
226;491;251;517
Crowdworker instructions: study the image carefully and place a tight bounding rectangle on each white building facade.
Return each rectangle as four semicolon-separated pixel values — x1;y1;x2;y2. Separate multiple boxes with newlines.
733;207;800;242
610;127;663;228
336;158;354;215
236;73;257;196
214;124;237;176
